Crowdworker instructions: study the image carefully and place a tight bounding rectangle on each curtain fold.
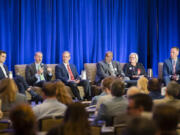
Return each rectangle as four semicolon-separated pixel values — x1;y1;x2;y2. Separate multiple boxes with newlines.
0;0;180;76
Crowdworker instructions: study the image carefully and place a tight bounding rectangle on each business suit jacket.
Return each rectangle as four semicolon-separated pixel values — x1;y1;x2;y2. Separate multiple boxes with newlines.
95;96;128;126
25;63;52;86
55;63;80;84
95;60;124;83
0;64;9;80
163;58;180;85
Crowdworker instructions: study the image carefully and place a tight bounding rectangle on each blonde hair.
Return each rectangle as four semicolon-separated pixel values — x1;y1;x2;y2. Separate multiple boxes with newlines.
0;78;18;103
55;81;73;105
137;76;149;94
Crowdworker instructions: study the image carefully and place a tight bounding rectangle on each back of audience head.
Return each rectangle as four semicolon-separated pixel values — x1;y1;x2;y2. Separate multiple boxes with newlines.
55;81;73;105
148;78;161;92
0;78;18;103
42;82;56;98
123;117;157;135
62;102;91;135
137;76;149;94
153;104;178;134
111;79;125;97
127;86;140;98
166;81;180;98
101;77;115;94
10;104;37;135
128;93;153;116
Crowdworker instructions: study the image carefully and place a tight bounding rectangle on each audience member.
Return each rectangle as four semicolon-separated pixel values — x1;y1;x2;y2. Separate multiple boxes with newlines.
154;81;180;110
33;82;67;120
55;51;91;100
25;51;53;87
126;86;140;98
123;117;157;135
10;104;37;135
127;93;153;118
163;47;180;85
0;78;27;112
123;53;146;80
95;51;128;85
55;81;73;105
95;79;128;126
95;77;115;113
148;78;164;100
47;102;91;135
153;104;178;135
137;76;149;94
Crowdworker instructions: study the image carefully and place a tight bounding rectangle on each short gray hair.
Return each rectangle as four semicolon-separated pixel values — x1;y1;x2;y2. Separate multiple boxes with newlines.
129;52;139;62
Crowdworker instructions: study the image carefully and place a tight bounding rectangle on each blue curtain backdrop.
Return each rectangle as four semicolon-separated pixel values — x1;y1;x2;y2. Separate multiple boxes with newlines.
0;0;180;76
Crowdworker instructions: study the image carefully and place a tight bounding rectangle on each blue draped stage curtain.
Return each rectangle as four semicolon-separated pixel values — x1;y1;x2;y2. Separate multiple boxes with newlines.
0;0;180;76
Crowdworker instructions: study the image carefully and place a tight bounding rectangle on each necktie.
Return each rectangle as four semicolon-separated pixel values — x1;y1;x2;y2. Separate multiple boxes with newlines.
108;63;116;76
67;64;75;80
172;60;176;74
38;65;45;80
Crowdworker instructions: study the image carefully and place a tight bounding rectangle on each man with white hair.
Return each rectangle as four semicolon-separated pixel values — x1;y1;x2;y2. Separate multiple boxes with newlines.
123;52;146;80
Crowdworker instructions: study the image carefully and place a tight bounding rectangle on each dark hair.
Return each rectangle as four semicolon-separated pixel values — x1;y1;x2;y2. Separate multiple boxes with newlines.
59;103;91;135
0;50;6;56
129;93;153;112
123;117;157;135
147;78;161;92
153;104;178;131
42;82;56;97
102;77;115;91
111;79;125;97
166;81;180;98
10;104;37;135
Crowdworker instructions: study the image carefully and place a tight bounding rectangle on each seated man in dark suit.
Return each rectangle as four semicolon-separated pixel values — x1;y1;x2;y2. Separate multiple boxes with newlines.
0;50;39;100
95;51;128;85
55;51;91;100
163;47;180;85
25;52;53;87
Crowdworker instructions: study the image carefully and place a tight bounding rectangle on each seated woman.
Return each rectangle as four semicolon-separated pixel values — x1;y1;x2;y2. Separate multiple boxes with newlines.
0;78;27;112
55;81;73;105
10;104;37;135
123;53;146;80
47;102;91;135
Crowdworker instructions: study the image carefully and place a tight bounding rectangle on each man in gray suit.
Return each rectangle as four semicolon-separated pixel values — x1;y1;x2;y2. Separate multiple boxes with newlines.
94;79;128;126
95;51;128;85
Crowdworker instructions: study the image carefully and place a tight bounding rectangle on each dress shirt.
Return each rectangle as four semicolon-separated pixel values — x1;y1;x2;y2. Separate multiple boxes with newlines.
0;63;8;78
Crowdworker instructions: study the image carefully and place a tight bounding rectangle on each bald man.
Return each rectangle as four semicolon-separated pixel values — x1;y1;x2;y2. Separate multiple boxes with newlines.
95;51;126;85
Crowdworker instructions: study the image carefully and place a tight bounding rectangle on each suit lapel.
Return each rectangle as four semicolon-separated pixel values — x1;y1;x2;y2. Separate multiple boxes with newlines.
32;63;37;73
62;64;69;77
